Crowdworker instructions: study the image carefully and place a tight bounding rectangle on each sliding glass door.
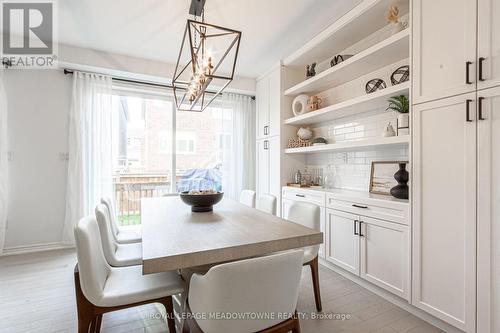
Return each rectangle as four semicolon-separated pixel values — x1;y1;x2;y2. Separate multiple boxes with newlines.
111;89;175;226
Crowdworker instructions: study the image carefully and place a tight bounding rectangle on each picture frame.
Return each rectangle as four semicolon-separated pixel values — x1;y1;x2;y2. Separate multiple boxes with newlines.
369;161;408;195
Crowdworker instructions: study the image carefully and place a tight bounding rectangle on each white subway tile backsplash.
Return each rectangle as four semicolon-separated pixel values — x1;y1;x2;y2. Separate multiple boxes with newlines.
302;59;410;192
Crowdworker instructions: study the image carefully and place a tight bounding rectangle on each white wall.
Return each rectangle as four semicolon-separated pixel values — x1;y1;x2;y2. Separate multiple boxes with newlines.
4;70;71;249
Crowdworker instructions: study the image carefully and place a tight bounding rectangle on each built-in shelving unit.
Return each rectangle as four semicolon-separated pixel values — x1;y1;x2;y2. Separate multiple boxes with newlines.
285;82;409;126
284;30;409;96
284;135;409;154
283;0;409;67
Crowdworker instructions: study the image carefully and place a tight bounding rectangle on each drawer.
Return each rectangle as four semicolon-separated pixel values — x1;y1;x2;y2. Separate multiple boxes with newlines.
282;187;326;206
326;194;409;225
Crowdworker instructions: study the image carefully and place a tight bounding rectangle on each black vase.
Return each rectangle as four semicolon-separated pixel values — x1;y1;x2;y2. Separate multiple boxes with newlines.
390;163;409;199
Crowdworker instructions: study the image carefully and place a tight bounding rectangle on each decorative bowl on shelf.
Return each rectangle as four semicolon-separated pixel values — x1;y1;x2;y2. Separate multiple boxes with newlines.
179;191;224;212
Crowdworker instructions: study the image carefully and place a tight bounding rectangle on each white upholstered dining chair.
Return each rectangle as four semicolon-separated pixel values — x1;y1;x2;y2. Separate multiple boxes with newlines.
256;194;277;215
101;197;142;244
74;216;184;333
95;204;142;267
287;201;322;311
239;189;256;208
183;250;304;333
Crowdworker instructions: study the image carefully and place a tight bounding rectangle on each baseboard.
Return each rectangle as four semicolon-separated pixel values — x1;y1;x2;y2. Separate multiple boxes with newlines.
318;258;464;333
1;242;75;256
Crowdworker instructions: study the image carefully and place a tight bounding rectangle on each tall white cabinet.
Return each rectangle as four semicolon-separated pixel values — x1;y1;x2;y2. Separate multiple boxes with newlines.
255;66;303;216
412;1;500;332
476;86;500;333
412;94;477;332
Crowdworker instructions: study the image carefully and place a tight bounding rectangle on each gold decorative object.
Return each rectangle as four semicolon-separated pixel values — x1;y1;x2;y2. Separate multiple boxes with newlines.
287;138;312;149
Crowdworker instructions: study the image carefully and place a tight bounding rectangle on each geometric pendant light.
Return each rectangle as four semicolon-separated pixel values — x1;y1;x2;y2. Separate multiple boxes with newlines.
172;0;242;111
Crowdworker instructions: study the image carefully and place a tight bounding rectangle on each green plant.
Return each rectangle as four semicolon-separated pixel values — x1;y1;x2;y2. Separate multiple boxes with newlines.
386;95;409;114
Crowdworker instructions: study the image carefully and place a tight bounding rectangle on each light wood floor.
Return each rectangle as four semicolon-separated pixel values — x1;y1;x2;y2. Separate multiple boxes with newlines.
0;249;442;333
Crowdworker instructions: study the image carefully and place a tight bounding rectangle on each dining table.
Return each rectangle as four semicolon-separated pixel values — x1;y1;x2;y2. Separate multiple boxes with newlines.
141;196;323;275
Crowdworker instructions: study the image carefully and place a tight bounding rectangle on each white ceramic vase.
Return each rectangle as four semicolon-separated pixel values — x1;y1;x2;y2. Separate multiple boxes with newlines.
397;113;409;128
292;94;309;116
297;127;313;140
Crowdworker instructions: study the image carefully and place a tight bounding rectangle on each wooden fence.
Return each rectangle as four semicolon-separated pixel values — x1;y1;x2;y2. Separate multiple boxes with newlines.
113;174;170;226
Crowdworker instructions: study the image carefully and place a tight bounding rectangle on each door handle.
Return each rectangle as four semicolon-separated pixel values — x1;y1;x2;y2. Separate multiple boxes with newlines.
359;221;364;237
479;57;486;81
466;61;473;84
353;220;359;236
466;99;474;122
478;97;486;120
352;204;368;209
295;194;305;198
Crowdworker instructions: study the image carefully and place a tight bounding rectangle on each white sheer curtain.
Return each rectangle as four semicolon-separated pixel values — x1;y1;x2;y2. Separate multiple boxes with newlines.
220;93;255;200
0;72;8;253
62;72;113;244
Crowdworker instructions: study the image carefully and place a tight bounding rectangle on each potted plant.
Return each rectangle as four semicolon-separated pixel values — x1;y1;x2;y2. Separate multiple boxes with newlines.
386;95;409;134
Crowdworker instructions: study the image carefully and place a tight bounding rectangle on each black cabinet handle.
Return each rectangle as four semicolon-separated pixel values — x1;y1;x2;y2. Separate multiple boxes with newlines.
466;99;474;122
359;221;364;237
466;61;473;84
352;204;368;209
479;57;486;81
264;126;269;135
264;140;269;150
478;97;486;120
353;220;359;236
295;194;305;198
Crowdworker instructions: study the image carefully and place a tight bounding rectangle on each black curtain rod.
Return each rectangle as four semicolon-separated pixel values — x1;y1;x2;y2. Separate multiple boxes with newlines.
63;69;256;100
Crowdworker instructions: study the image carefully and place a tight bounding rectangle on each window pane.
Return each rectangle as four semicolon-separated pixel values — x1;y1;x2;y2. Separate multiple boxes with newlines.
175;106;232;193
112;94;174;226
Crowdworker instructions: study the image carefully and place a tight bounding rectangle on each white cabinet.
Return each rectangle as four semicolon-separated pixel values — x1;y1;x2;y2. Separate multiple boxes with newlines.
326;209;359;275
268;69;281;137
255;66;284;215
255;67;281;140
360;216;409;299
476;86;500;333
326;208;409;300
256;139;270;197
412;93;477;332
412;0;477;104
256;136;281;215
478;0;500;90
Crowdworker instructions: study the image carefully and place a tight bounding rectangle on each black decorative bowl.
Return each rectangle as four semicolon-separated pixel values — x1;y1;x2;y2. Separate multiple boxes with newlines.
179;191;224;212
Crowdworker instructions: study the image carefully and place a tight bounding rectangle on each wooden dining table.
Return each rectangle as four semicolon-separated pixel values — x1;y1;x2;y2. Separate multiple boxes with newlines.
141;196;323;275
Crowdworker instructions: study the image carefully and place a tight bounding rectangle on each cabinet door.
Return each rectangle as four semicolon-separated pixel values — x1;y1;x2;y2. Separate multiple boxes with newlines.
256;78;269;140
326;209;359;275
255;140;269;199
412;93;476;332
476;86;500;333
268;136;281;216
412;0;477;104
360;217;409;300
478;0;500;90
268;67;281;137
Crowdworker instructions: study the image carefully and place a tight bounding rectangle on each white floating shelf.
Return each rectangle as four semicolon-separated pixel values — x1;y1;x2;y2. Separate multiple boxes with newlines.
284;30;410;96
285;136;409;154
285;82;410;126
283;0;409;67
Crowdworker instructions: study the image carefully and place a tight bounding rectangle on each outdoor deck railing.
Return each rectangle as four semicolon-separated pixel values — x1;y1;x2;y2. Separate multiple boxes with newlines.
113;175;170;226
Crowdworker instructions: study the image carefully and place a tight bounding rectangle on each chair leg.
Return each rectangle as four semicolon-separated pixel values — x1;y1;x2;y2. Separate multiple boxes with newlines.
161;296;177;333
292;316;301;333
309;256;322;312
75;268;96;333
92;314;102;333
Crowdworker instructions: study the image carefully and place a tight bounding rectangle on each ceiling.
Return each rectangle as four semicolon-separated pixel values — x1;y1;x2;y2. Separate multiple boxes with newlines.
57;0;361;78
